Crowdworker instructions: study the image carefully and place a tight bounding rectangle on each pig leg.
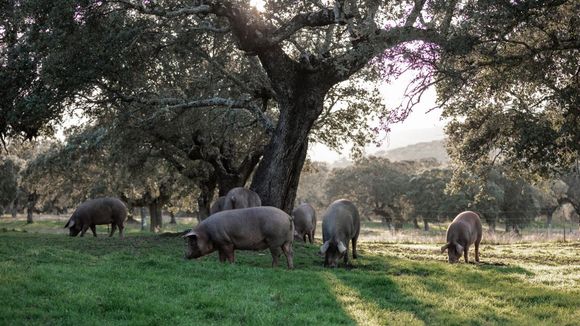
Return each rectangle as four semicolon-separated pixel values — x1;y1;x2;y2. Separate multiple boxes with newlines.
352;236;358;259
343;248;350;267
309;230;314;244
223;245;235;263
218;250;227;262
475;240;480;263
109;223;117;237
282;242;294;269
303;234;307;243
118;224;124;239
464;245;470;263
90;225;97;237
79;225;90;237
270;247;281;267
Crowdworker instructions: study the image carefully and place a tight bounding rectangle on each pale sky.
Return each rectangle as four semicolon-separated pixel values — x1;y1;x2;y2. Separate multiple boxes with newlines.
309;76;446;163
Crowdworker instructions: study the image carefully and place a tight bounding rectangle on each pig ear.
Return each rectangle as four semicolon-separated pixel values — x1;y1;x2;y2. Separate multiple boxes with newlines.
64;219;74;228
455;243;464;254
440;243;449;253
182;230;198;239
337;241;347;254
320;241;330;254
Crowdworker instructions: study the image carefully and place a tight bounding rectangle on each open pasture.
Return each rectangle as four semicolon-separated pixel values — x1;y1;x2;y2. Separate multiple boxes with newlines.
0;216;579;325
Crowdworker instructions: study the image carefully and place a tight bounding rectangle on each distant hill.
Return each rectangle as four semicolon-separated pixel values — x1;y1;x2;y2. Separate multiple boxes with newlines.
375;139;449;163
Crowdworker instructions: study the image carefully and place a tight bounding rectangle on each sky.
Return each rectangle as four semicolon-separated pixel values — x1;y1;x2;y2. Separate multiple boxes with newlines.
308;77;446;163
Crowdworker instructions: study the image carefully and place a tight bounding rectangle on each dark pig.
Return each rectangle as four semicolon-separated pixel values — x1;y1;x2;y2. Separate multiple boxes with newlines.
320;199;360;268
292;203;316;243
222;187;261;210
64;197;127;238
183;206;294;269
210;196;226;215
441;211;483;263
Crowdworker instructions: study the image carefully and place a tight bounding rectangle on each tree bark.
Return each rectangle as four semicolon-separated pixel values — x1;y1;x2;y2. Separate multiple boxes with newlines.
197;179;216;222
424;220;430;231
169;211;176;224
250;72;328;213
149;202;162;232
26;192;37;224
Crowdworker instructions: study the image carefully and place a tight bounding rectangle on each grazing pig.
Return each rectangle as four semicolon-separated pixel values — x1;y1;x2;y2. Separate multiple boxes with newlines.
210;196;226;215
292;203;316;243
441;211;483;263
183;206;294;269
222;187;261;210
320;199;360;268
64;197;127;238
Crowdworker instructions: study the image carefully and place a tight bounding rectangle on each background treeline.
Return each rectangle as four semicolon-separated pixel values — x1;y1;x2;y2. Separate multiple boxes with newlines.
2;137;579;233
298;156;580;233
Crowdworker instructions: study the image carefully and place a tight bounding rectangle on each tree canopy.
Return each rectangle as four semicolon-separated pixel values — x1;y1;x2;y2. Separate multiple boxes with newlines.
2;0;578;212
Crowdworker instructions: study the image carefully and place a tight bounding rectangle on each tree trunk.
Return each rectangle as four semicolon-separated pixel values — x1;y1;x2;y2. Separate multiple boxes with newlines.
149;202;162;233
169;211;176;224
140;206;147;231
412;217;420;229
197;180;216;222
26;192;37;224
546;213;553;228
251;86;326;213
10;198;18;218
424;220;430;231
489;218;496;233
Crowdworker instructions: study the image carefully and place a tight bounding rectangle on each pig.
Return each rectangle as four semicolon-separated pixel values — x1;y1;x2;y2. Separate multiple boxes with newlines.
183;206;294;269
210;196;226;215
441;211;483;263
320;199;360;268
222;187;261;210
64;197;128;238
292;203;316;243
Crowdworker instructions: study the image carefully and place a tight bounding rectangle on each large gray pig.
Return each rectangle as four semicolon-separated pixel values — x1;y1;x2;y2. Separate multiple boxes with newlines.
210;196;226;215
183;206;294;269
441;211;483;263
292;203;316;243
320;199;360;268
222;187;261;210
64;197;128;238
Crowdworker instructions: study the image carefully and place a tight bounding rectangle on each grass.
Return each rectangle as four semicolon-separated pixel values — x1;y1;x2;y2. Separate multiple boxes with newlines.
1;216;579;325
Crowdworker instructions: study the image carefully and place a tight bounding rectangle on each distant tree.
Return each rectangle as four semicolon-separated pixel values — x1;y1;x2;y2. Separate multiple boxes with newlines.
325;157;411;226
0;157;19;215
296;161;331;211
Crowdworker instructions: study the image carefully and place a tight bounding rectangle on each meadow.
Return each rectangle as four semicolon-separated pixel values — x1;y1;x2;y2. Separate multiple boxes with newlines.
1;215;579;325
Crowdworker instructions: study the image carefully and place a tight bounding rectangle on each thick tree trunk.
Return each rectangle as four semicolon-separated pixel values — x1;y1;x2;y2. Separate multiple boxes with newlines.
169;211;176;224
250;85;326;213
424;220;430;231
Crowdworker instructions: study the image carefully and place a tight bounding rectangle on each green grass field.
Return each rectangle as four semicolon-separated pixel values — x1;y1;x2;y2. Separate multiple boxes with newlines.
1;218;579;325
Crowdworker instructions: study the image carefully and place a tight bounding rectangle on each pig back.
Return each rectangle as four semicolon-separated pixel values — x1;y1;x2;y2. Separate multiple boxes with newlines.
223;187;262;210
292;203;316;234
75;197;127;225
446;211;482;245
202;206;293;250
322;199;360;243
